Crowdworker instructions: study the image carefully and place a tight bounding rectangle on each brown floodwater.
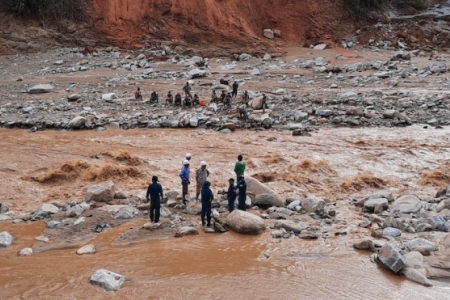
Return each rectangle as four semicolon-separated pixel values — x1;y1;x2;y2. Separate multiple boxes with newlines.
1;126;450;299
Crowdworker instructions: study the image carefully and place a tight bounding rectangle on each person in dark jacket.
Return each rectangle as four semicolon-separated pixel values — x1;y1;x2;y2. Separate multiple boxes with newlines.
236;175;247;211
227;178;237;213
201;180;214;226
179;160;190;205
232;81;238;98
146;176;164;223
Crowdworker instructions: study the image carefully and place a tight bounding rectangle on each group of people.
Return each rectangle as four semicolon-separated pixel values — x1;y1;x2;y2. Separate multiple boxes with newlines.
145;153;247;227
135;82;202;108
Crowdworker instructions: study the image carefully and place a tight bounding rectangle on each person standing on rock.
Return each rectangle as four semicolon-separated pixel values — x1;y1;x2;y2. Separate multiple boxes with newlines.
135;87;142;101
146;176;163;223
179;160;190;205
166;91;173;105
227;178;237;212
236;175;247;211
201;180;214;226
183;82;192;98
243;90;249;102
234;154;246;181
232;81;239;98
195;161;210;201
261;93;267;112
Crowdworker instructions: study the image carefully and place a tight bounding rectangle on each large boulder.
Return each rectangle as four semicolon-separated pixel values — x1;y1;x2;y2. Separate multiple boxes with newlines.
353;240;376;252
376;244;405;273
28;84;54;94
225;210;265;235
114;208;134;219
437;199;450;213
405;238;439;252
84;181;116;203
65;204;84;217
274;220;308;234
245;176;280;202
302;197;325;214
0;231;14;247
402;251;433;286
390;195;422;214
263;29;274;39
367;190;394;202
248;96;263;109
382;227;402;237
68;116;86;129
174;226;199;237
188;68;207;79
102;93;117;101
253;193;284;207
89;269;125;291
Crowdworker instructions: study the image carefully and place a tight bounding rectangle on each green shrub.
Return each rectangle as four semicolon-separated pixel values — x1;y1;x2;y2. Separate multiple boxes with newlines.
0;0;84;23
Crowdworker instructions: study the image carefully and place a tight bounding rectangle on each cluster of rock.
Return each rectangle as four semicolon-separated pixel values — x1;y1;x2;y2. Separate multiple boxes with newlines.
353;187;450;286
344;16;450;52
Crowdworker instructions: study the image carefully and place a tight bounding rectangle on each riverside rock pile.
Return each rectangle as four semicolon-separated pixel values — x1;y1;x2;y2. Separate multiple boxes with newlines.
2;46;450;133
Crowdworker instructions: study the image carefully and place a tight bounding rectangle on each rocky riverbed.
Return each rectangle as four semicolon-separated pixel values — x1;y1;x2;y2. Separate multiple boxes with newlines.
2;45;450;298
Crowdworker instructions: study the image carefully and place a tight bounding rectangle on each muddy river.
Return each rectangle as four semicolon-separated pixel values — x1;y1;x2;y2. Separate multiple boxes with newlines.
1;126;450;299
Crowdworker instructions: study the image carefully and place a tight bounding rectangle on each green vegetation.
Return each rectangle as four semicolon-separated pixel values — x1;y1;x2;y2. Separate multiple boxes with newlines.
344;0;430;18
0;0;84;23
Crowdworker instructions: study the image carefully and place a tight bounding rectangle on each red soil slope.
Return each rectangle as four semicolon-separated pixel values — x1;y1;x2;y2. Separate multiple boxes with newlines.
91;0;351;52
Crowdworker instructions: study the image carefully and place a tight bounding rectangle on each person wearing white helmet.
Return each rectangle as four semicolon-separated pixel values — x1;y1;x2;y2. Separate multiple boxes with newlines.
179;159;191;205
195;161;210;201
183;153;192;165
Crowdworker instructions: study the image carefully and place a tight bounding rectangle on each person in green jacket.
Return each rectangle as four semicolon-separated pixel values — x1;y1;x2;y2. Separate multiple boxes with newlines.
234;154;245;182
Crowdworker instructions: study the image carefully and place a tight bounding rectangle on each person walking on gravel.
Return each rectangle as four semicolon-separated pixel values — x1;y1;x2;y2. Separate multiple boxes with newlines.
146;176;163;223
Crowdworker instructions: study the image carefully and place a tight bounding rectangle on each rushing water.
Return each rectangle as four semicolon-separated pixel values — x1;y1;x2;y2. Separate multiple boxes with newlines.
1;126;450;299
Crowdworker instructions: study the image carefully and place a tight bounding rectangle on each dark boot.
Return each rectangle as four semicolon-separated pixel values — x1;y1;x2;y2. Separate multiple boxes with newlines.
207;215;211;227
201;214;206;226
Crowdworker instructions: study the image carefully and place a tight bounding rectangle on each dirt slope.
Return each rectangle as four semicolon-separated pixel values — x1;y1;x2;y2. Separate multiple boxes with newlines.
91;0;351;52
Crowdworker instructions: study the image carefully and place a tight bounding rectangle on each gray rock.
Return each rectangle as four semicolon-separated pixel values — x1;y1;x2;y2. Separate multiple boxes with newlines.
68;116;86;129
28;84;54;94
114;208;134;219
275;207;294;216
367;190;394;202
416;223;433;232
403;251;433;287
174;226;199;237
271;229;286;238
302;197;325;214
364;198;388;211
253;193;284;207
102;93;117;101
77;244;96;255
47;220;61;229
0;231;14;247
287;200;302;210
353;240;376;252
299;232;319;239
89;269;125;291
239;53;252;61
186;202;202;215
188;68;207;79
0;214;12;221
405;238;438;252
225;210;265;235
263;29;274;39
313;43;327;50
67;94;81;101
383;110;397;119
40;203;59;214
274;220;308;234
214;222;228;233
427;215;450;232
390;195;422;214
263;53;271;61
251;68;261;76
18;247;33;256
437;199;450;213
84;181;116;203
0;203;9;214
376;244;405;274
65;204;84;217
160;207;172;218
338;92;357;100
382;227;402;237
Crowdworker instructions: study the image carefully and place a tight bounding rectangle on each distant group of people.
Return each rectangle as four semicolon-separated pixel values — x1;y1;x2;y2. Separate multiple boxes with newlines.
135;82;203;108
146;153;247;227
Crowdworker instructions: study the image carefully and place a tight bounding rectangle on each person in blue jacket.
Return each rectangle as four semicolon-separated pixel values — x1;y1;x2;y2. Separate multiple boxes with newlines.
236;175;247;211
201;180;214;226
179;160;190;205
146;176;163;223
227;178;237;213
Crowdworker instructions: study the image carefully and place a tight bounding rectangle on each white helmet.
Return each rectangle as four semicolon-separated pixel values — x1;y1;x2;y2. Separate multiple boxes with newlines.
200;161;207;166
185;153;192;159
183;159;190;165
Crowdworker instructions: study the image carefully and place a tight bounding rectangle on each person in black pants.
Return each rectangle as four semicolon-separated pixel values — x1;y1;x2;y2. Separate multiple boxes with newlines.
236;175;247;211
227;178;237;213
201;180;214;226
146;176;164;223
